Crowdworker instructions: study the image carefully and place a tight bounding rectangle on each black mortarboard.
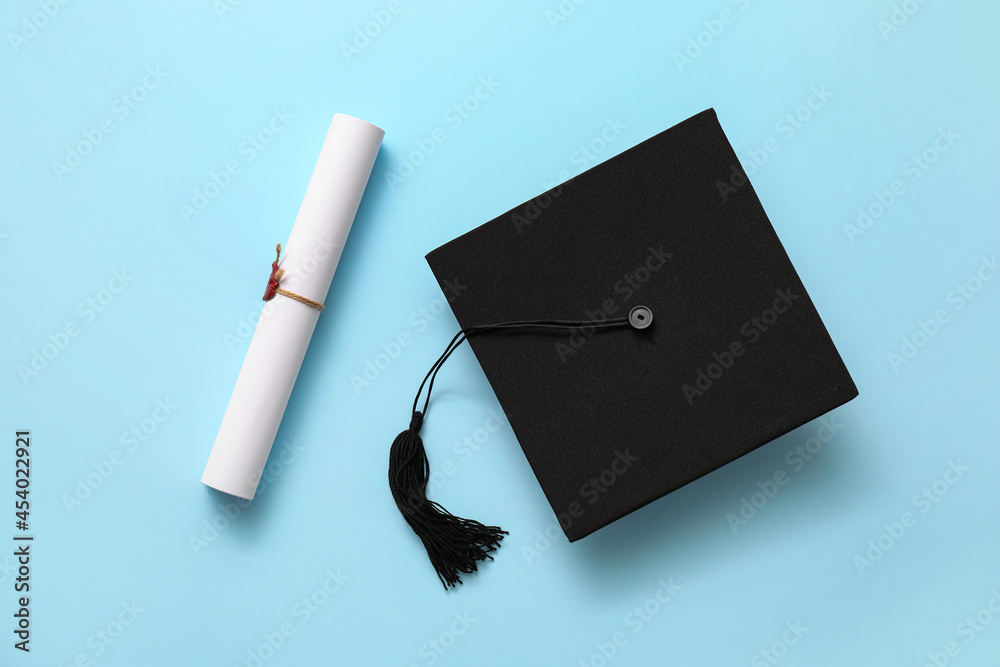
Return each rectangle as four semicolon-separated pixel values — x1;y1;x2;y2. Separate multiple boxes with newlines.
389;108;857;588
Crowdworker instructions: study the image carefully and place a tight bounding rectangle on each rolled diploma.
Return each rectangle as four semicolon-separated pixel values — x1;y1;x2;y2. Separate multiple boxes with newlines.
201;113;384;499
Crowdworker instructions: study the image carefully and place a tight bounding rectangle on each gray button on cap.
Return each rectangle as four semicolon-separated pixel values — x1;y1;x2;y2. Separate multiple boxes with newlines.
629;305;653;330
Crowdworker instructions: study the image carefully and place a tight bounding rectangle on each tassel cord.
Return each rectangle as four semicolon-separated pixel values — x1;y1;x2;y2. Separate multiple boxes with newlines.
413;317;631;419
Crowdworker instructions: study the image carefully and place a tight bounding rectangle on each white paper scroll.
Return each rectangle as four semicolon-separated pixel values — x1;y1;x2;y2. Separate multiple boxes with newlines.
201;114;384;499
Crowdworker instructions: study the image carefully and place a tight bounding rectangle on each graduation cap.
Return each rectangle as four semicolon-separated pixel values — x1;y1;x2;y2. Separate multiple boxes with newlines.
388;108;858;589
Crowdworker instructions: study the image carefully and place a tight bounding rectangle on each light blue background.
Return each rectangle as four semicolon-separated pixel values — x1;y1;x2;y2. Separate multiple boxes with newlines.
2;1;999;665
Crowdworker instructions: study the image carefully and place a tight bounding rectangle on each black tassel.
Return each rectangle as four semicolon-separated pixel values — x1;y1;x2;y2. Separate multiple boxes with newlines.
387;314;637;588
389;410;507;589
